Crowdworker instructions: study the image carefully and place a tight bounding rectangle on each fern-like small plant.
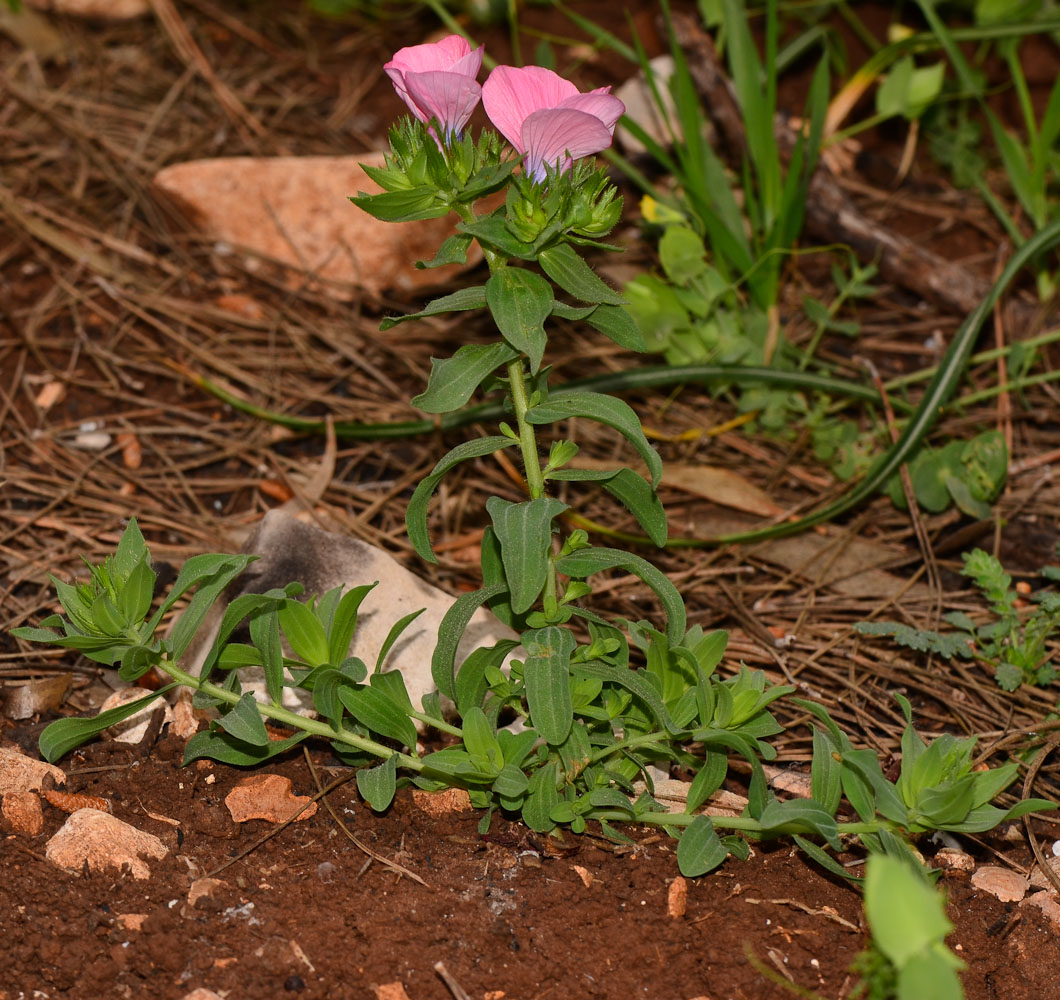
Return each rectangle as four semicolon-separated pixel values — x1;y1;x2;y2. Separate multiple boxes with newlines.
855;548;1060;690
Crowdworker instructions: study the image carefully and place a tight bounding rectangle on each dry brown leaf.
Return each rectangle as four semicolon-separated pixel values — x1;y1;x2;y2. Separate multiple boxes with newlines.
116;432;142;470
1;675;71;719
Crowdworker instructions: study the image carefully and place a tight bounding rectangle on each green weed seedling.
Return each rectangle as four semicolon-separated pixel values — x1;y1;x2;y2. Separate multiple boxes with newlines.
856;547;1060;690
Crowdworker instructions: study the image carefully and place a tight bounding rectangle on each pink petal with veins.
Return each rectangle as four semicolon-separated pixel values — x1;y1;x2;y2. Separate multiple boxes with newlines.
522;108;613;180
482;65;580;152
405;71;483;136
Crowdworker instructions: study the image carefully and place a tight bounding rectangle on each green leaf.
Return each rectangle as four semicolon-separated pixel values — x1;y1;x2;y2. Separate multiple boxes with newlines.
527;392;662;488
218;692;270;747
486;497;568;614
584;304;648;353
182;728;308;767
380;286;487;331
686;751;727;814
117;557;154;627
349;187;449;223
415;232;472;269
485;266;554;373
538;243;625;305
357;755;398;811
249;606;284;705
522;760;560;832
406;437;518;563
412;342;520;414
38;685;177;763
461;707;503;774
165;554;257;661
431;583;509;700
522;626;576;745
555;546;686;644
492;762;529;801
548;467;667;546
278;599;329;668
865;854;954;967
326;584;376;666
757;798;841;851
339;685;417;749
573;659;678;734
677;814;727;877
455;639;520;715
375;608;426;672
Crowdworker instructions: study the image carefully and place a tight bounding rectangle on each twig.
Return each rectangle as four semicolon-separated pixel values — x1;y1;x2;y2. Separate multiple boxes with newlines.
1022;735;1060;895
302;747;430;888
434;961;472;1000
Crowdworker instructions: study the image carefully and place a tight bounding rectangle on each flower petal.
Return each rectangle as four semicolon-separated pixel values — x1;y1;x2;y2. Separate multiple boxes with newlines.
405;71;483;136
482;65;579;152
557;91;625;134
522;107;614;179
386;35;473;75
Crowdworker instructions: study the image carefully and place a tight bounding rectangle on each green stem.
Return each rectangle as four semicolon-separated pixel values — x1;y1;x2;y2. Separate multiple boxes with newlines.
505;358;546;500
591;808;888;839
158;657;425;771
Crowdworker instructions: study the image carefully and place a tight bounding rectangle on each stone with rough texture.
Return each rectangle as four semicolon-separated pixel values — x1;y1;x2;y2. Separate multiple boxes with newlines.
180;991;225;1000
0;746;65;795
374;985;413;1000
668;876;688;919
152;153;479;300
188;877;227;907
99;686;174;744
2;790;44;835
27;0;150;18
411;787;473;817
45;808;167;879
971;865;1029;903
934;848;975;873
224;773;317;824
181;509;518;721
1022;891;1060;929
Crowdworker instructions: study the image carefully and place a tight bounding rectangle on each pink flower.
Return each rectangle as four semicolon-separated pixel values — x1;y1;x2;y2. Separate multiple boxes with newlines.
482;66;625;182
385;35;484;139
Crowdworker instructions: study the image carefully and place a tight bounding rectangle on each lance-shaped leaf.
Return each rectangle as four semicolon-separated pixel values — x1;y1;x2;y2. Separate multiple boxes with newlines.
539;242;625;305
548;466;666;546
432;583;509;699
357;755;398;811
218;692;270;747
522;626;575;745
412;342;519;414
379;286;487;331
485;266;554;373
584;303;647;352
415;232;473;270
349;187;449;223
486;496;568;614
527;392;661;488
555;546;685;644
407;437;518;563
339;685;417;749
183;728;308;768
573;658;679;734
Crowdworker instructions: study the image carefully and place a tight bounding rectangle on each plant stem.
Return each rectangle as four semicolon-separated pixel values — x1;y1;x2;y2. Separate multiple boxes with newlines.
505;358;546;500
158;657;425;771
591;808;888;839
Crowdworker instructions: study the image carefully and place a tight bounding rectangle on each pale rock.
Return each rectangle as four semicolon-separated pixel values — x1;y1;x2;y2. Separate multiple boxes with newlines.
26;0;150;19
635;776;747;818
224;773;317;824
45;808;167;879
0;746;65;795
971;865;1029;903
152;153;479;301
180;991;226;1000
1029;855;1060;890
411;787;473;817
934;848;975;873
181;509;519;722
1022;891;1060;930
1;790;44;835
115;913;148;931
667;876;688;919
188;877;227;907
374;984;413;1000
100;687;174;744
170;689;200;740
614;56;678;156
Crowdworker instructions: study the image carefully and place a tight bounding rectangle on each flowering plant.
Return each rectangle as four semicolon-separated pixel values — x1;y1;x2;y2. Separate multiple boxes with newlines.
15;39;1052;885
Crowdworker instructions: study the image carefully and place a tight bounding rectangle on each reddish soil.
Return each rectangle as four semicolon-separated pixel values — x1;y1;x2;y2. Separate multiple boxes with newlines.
1;729;1057;1000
